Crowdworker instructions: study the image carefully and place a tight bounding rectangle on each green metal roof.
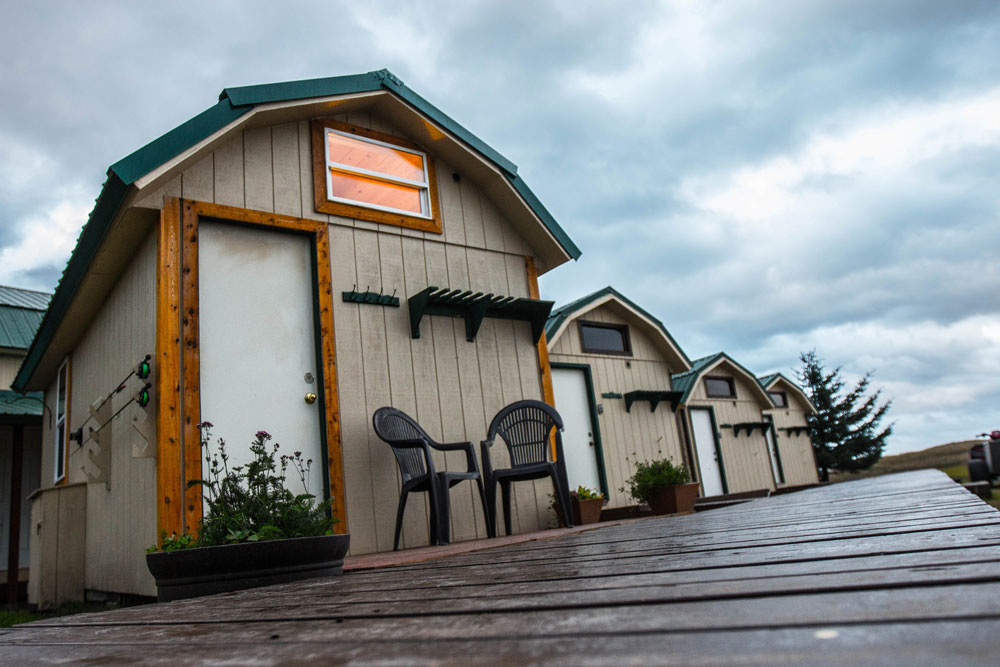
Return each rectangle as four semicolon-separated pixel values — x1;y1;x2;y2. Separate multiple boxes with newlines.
0;285;50;310
13;69;580;392
545;286;691;368
670;352;773;406
0;305;46;351
0;390;43;420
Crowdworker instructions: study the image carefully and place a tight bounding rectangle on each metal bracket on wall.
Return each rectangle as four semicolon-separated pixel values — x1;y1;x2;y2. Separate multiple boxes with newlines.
623;390;684;413
342;288;400;308
721;422;772;437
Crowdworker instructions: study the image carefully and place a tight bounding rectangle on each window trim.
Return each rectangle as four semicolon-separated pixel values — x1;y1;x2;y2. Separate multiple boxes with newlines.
311;118;442;233
577;320;633;356
53;356;70;484
769;390;788;408
704;375;736;399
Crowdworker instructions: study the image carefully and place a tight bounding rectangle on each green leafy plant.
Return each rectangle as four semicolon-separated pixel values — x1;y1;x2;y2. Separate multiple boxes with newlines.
620;452;691;504
570;485;603;501
149;423;335;552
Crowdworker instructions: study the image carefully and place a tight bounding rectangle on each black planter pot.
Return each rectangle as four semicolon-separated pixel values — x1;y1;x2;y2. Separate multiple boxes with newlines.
146;534;350;602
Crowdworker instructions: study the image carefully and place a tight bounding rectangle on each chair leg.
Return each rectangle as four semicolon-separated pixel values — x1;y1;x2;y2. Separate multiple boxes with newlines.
475;476;491;538
553;473;574;529
436;476;452;546
394;491;408;552
500;480;514;536
484;478;497;539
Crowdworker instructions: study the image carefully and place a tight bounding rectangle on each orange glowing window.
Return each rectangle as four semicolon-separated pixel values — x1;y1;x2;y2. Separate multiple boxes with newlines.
324;128;431;218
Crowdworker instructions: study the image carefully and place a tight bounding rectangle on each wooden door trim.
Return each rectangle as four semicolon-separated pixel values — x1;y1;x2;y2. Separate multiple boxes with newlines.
157;197;346;537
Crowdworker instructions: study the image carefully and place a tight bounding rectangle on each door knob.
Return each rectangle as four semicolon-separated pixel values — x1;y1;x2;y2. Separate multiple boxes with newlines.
304;393;317;404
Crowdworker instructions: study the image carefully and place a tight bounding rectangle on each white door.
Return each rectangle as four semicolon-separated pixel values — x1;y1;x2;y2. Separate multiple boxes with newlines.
764;424;782;486
198;222;325;500
551;367;602;493
690;408;724;497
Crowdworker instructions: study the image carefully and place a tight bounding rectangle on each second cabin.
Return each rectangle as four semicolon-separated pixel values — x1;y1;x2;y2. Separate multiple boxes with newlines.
544;287;694;508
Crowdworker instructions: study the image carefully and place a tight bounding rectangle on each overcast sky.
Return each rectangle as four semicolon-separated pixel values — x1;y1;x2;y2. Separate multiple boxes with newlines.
1;0;997;455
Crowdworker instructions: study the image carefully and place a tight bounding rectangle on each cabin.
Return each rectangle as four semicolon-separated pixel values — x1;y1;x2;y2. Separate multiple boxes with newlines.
758;373;820;487
11;69;581;606
671;353;781;496
544;287;693;509
0;285;48;603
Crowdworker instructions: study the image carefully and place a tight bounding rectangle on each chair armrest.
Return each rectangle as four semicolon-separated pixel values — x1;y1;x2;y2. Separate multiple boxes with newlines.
432;441;475;452
431;440;479;473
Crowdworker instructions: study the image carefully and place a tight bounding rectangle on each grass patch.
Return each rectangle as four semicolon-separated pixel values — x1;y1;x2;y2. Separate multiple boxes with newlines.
0;601;118;628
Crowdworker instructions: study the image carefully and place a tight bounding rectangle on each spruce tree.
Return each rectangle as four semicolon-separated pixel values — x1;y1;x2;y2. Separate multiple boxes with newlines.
797;350;893;481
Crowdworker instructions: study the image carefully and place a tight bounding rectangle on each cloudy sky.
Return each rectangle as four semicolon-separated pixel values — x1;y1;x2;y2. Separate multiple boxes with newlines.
1;0;998;455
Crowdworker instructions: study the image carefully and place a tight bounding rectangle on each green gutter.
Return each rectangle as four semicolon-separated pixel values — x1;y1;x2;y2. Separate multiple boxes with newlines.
12;173;131;392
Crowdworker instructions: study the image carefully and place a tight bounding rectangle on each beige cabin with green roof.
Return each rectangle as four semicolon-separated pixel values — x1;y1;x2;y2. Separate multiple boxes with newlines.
12;70;581;606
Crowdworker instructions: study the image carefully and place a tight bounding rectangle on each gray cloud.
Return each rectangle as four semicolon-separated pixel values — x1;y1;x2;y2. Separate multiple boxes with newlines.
1;0;998;454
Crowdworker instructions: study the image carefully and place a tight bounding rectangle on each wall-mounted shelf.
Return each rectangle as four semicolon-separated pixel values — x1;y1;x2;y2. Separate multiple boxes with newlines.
624;390;683;413
779;425;810;437
720;422;772;437
408;286;553;343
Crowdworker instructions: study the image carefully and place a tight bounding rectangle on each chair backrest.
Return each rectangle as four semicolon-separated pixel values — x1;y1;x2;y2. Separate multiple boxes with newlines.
372;407;432;483
485;400;563;468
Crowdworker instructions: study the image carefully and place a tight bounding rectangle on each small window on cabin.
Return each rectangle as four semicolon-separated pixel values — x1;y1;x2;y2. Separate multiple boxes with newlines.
704;376;736;399
54;358;69;483
579;321;632;355
312;119;442;233
769;391;788;408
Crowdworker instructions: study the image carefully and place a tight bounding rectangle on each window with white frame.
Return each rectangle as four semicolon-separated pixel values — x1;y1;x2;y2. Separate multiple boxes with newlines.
312;119;441;233
54;358;69;483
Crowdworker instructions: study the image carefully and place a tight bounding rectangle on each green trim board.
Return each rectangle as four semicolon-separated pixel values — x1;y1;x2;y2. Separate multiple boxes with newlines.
550;362;610;500
545;286;691;370
764;416;785;485
14;68;580;392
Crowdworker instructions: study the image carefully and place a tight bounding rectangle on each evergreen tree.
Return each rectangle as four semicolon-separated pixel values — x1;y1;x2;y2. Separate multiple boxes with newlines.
797;350;893;481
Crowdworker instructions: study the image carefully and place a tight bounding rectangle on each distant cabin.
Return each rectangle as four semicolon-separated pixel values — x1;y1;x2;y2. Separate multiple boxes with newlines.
12;70;580;606
671;353;783;496
758;374;820;487
545;287;693;508
0;285;49;603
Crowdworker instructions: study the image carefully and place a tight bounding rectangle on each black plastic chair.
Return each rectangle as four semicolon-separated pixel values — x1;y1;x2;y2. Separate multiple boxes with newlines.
481;400;574;537
372;407;489;551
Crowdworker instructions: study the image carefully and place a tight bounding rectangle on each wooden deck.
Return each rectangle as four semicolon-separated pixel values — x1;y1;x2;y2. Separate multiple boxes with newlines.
3;469;1000;664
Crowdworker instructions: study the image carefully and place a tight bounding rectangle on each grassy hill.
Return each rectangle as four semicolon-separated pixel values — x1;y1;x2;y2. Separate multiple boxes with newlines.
830;440;978;482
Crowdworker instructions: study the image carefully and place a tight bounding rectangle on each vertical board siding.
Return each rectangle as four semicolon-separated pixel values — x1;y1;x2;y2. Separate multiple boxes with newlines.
688;370;776;494
57;231;158;597
126;114;552;556
548;302;686;509
767;390;820;486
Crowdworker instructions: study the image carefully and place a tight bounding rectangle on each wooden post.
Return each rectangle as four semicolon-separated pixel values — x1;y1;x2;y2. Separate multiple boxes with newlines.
6;424;24;603
525;256;557;459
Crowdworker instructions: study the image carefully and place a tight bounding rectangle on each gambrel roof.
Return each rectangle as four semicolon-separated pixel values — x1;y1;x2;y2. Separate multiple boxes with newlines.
759;372;818;414
14;69;580;392
670;352;774;408
545;286;691;372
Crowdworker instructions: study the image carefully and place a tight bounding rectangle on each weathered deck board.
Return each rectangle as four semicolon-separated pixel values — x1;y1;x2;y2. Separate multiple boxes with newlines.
4;470;1000;664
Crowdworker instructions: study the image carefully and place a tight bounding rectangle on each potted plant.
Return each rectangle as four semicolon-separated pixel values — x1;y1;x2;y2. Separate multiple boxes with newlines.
621;454;699;515
145;423;349;602
552;486;605;526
